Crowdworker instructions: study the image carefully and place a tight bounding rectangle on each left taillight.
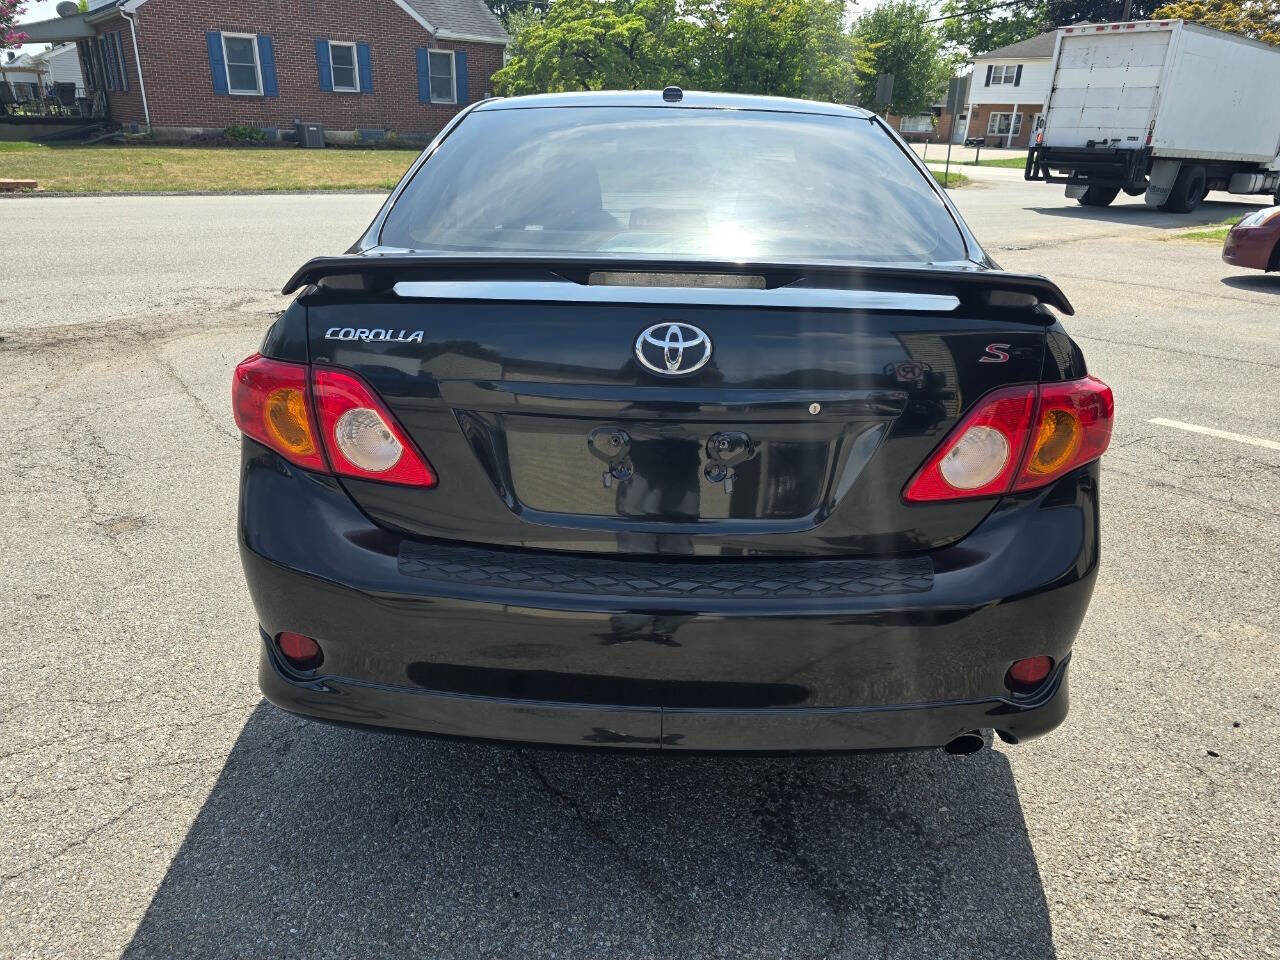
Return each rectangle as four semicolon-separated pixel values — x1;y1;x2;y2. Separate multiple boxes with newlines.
231;355;437;488
231;354;327;472
904;376;1113;503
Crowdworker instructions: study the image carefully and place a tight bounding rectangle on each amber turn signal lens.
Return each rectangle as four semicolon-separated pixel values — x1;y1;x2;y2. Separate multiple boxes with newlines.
1025;408;1082;477
263;387;316;457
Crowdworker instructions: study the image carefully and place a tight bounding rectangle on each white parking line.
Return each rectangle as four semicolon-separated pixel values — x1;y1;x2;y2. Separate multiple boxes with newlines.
1148;418;1280;452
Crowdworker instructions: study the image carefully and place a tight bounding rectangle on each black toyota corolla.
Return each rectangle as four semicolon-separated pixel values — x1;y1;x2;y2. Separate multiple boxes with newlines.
233;90;1113;754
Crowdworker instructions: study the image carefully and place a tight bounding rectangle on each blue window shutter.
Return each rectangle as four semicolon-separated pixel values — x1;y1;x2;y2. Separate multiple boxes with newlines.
315;39;332;91
416;47;431;103
984;64;992;87
258;35;278;97
115;32;129;90
206;32;228;95
357;43;373;93
454;50;467;104
1014;64;1023;87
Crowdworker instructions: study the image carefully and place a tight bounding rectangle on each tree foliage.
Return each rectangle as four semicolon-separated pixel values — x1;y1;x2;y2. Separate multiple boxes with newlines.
939;0;1165;58
492;0;700;94
939;0;1048;55
1151;0;1280;43
852;1;957;115
484;0;549;27
2;0;28;48
492;0;872;102
695;0;872;102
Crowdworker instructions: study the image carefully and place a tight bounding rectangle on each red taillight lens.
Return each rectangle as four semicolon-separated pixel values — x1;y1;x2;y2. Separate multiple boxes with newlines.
904;377;1113;503
1014;376;1113;491
904;385;1037;501
231;355;326;471
311;367;437;487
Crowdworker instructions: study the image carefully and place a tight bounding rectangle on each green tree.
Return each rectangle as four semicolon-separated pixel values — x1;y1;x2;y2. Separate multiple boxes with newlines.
939;0;1048;56
1151;0;1279;43
853;0;956;115
484;0;549;28
492;0;701;94
694;0;873;102
938;0;1169;58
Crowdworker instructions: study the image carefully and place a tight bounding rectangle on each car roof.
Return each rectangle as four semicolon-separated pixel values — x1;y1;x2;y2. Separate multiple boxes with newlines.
473;90;875;119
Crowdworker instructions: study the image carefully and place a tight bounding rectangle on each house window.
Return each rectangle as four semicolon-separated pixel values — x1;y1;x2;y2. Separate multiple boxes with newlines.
986;112;1023;137
428;50;456;104
329;41;359;92
222;33;263;95
97;33;127;92
990;64;1019;85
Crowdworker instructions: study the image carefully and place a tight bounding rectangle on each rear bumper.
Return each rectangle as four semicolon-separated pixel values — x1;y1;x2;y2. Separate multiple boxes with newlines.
1025;143;1148;187
239;442;1099;752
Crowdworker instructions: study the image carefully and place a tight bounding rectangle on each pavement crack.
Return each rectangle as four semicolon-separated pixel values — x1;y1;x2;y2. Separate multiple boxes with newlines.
515;750;686;928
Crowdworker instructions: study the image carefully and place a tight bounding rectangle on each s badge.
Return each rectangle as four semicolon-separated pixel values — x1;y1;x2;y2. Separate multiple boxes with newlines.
980;343;1011;363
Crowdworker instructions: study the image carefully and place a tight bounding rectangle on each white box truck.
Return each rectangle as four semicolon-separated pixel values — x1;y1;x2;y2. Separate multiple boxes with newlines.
1025;20;1280;212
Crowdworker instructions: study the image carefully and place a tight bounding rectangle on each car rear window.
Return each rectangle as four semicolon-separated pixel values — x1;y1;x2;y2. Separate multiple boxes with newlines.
378;106;968;265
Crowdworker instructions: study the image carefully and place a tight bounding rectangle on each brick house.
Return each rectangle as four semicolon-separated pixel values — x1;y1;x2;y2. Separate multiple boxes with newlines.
886;103;967;145
964;31;1055;149
18;0;508;142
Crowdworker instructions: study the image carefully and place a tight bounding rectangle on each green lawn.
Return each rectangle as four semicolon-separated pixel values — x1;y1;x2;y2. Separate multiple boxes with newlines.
930;169;971;188
1163;216;1242;243
969;155;1027;168
0;143;420;192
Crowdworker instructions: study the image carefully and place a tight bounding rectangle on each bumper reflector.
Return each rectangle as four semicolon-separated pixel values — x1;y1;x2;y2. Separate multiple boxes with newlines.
1007;656;1053;692
276;631;323;671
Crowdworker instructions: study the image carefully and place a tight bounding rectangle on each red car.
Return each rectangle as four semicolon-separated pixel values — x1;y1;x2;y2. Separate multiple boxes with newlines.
1223;206;1280;271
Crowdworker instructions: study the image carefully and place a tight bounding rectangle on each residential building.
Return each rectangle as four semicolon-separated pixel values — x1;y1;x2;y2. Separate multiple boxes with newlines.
1;44;87;104
888;102;967;144
15;0;509;141
964;31;1056;148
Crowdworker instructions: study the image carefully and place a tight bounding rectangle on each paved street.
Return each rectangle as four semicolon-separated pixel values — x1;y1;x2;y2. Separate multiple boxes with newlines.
1;175;1277;960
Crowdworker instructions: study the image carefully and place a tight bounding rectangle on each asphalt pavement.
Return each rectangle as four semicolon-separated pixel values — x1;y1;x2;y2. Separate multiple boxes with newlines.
1;175;1277;960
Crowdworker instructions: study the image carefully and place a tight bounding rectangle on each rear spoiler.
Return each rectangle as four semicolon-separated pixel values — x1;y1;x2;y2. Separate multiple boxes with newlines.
282;255;1074;316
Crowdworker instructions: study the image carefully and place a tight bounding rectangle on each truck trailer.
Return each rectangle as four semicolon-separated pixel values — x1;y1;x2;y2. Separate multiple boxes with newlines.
1025;20;1280;212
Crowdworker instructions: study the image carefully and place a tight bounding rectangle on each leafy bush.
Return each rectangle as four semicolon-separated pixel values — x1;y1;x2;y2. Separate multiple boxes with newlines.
223;124;268;144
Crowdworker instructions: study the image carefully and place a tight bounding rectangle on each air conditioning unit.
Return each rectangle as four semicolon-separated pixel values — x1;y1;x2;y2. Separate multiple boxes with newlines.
295;122;325;149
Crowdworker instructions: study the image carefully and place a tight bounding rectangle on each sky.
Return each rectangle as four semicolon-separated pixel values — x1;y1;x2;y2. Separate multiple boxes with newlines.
8;0;78;55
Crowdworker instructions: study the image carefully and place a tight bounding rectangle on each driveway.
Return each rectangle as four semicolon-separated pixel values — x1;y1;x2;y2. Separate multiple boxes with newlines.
1;180;1276;960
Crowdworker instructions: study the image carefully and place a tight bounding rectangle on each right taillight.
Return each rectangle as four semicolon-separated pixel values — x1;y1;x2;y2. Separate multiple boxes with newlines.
904;376;1113;503
1014;376;1113;491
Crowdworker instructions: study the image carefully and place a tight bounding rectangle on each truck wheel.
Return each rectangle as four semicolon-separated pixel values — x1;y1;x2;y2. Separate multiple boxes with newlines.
1163;165;1207;213
1077;185;1119;207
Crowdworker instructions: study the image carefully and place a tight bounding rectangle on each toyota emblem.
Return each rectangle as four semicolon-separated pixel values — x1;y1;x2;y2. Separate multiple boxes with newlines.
634;323;713;377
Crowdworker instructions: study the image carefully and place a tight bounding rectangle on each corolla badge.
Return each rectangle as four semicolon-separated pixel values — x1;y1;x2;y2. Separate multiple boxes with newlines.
634;323;713;377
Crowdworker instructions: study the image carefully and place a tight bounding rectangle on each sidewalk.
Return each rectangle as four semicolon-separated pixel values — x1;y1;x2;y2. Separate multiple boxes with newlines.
909;142;1027;167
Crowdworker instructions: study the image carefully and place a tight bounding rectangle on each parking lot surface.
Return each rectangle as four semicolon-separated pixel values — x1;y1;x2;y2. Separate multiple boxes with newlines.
1;177;1277;960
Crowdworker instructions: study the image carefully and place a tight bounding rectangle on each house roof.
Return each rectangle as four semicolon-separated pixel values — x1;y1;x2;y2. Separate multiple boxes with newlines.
399;0;509;44
973;30;1057;61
